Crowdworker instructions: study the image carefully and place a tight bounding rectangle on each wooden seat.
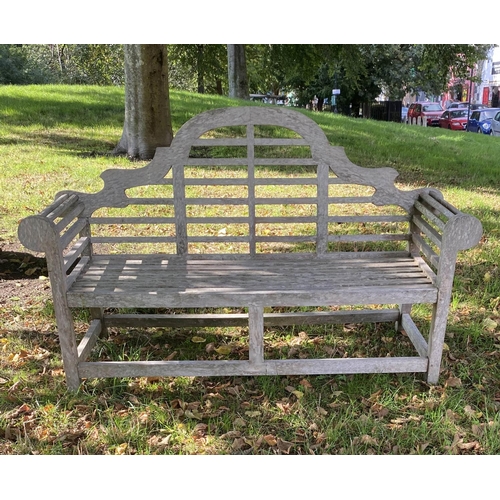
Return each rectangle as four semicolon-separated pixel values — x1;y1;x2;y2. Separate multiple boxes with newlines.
67;254;437;308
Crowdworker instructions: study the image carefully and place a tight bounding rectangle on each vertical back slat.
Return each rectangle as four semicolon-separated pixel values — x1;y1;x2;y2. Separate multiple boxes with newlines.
247;124;256;256
316;163;329;254
173;163;188;255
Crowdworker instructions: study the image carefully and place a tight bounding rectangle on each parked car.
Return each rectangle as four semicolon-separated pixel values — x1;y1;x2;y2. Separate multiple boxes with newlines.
439;109;469;130
408;102;443;126
491;110;500;137
447;102;488;111
467;108;500;134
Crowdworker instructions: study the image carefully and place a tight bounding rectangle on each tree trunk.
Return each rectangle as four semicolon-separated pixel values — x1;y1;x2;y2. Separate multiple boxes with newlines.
227;44;249;99
114;44;173;160
215;79;223;95
197;44;205;94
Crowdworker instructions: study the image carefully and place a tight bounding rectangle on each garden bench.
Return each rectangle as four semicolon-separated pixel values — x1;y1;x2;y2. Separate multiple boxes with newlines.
18;106;483;391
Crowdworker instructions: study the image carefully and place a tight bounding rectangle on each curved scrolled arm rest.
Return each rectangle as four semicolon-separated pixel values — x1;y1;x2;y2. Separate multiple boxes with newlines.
442;213;483;252
18;215;59;253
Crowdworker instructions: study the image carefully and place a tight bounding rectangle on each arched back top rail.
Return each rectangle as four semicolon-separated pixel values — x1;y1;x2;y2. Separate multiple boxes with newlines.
56;106;437;215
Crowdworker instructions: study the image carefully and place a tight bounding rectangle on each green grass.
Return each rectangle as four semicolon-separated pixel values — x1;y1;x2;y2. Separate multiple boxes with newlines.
1;84;500;457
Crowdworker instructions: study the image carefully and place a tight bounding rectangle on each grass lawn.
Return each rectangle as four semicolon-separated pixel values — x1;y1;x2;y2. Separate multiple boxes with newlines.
1;85;500;461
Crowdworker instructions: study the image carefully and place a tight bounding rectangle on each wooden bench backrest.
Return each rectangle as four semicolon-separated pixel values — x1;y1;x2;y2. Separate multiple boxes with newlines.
59;106;435;257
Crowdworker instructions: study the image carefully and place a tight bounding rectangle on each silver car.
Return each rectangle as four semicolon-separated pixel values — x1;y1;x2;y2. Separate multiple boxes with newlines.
491;110;500;137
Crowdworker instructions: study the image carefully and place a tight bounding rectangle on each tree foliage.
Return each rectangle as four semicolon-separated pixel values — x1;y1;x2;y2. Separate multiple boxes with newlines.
0;44;124;85
168;44;227;94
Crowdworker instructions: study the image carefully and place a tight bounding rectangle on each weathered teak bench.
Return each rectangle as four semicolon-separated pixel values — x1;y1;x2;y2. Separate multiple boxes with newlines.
18;106;483;391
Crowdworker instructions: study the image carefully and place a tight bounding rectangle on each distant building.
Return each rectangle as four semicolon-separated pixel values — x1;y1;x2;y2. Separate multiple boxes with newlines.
474;45;500;107
437;45;499;108
381;45;499;108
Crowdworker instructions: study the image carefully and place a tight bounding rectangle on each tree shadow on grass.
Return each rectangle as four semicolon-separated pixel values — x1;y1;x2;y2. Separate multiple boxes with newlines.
0;250;47;280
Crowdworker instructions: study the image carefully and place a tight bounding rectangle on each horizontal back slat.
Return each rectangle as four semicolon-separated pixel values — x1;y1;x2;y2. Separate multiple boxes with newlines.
255;216;316;223
126;198;175;205
329;215;409;223
93;236;177;244
255;178;318;186
185;158;318;166
90;217;176;225
328;234;410;243
192;138;309;146
185;178;248;186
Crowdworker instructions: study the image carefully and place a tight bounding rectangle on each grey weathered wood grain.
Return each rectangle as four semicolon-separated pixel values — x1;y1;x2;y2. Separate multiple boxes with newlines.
103;309;401;328
412;213;442;247
60;218;88;250
78;356;428;379
401;313;428;357
64;237;90;272
414;200;446;231
54;202;85;232
17;105;483;391
42;193;79;221
77;319;102;362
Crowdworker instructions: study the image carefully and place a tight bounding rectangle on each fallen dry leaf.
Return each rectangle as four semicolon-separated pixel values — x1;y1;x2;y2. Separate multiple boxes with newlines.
148;435;172;450
299;379;313;390
371;402;389;418
457;440;480;451
233;417;246;428
115;443;128;455
353;435;379;447
191;336;206;343
390;416;422;425
220;430;241;440
165;351;177;361
192;423;208;439
138;411;150;425
244;411;261;418
264;434;277;446
215;345;232;355
276;402;292;413
471;424;485;437
184;409;202;420
482;318;498;332
276;437;294;454
446;409;459;421
445;377;462;388
231;437;247;451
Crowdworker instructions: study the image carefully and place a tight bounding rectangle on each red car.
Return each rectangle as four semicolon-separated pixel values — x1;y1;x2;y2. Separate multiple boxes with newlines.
407;101;443;126
439;109;469;130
